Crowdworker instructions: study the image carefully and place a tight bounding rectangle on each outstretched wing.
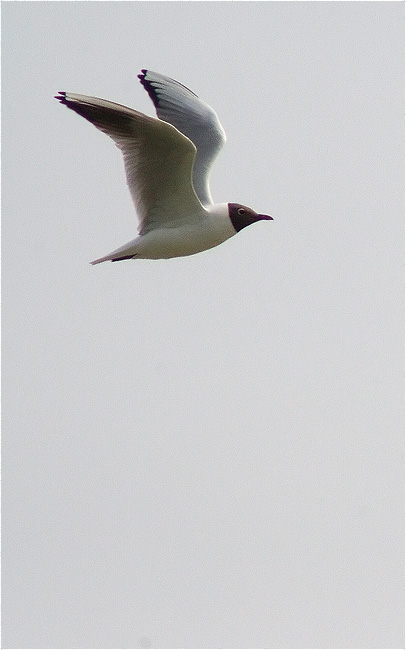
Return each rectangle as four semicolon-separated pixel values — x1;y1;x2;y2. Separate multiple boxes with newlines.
139;70;226;206
55;92;204;234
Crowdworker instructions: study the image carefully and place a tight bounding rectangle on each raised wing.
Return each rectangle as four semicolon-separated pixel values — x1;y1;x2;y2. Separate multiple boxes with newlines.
138;70;226;206
55;92;204;234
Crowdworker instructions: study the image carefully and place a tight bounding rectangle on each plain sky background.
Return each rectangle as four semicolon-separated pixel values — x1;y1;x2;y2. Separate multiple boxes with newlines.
2;2;404;648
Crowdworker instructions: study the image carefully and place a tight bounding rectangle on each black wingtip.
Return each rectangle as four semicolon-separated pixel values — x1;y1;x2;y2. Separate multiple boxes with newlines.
137;69;148;86
138;70;159;104
54;91;67;103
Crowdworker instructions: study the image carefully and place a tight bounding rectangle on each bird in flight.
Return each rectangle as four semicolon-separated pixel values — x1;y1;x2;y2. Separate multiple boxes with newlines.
55;69;273;264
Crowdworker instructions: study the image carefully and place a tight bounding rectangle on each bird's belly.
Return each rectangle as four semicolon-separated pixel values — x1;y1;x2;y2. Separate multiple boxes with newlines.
134;221;235;259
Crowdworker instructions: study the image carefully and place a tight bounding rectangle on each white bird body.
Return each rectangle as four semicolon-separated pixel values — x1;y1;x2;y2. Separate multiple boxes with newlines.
91;203;235;263
55;70;273;263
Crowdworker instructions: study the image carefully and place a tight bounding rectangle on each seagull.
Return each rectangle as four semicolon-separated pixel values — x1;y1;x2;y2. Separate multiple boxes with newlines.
55;70;273;264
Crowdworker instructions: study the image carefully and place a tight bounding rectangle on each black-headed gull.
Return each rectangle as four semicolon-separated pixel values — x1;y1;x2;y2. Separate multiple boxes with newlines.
55;70;273;264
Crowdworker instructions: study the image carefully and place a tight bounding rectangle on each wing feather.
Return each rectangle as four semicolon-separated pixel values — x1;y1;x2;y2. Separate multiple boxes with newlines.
55;92;204;234
138;70;226;206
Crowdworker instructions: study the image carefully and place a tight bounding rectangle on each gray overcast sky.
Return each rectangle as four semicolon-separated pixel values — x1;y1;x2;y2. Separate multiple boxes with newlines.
2;2;404;648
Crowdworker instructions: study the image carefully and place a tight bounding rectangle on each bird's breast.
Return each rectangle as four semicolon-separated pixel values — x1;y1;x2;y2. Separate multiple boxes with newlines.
134;209;235;259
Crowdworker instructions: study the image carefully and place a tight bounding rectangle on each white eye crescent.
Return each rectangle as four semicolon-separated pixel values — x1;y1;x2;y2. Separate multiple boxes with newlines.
237;208;246;216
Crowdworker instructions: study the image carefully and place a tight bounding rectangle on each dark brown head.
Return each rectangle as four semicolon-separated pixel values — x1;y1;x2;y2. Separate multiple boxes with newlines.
228;203;273;233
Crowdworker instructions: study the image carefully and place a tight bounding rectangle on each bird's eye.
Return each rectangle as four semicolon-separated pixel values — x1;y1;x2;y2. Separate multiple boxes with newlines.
237;208;246;216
